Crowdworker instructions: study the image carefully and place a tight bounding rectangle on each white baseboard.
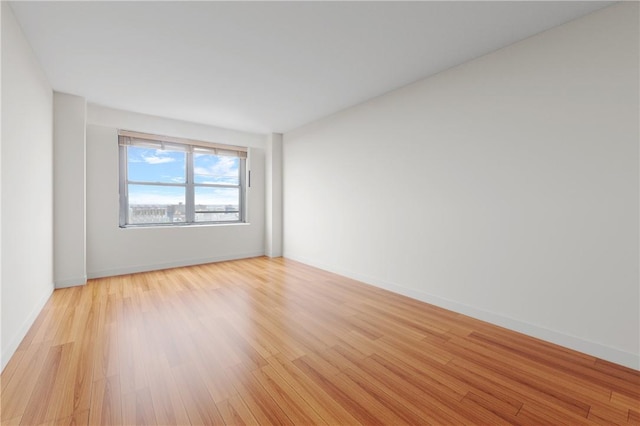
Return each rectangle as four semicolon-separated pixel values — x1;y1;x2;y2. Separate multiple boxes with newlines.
285;254;639;371
87;251;265;279
55;275;87;288
1;288;53;372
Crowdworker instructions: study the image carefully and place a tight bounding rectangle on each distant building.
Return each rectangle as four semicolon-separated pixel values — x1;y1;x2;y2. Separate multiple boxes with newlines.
130;202;238;224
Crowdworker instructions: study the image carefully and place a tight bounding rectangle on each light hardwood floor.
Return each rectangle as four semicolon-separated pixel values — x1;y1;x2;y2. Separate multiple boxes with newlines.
1;256;638;425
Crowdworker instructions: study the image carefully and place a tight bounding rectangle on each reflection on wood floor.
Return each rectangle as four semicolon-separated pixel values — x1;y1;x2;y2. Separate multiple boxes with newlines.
1;256;638;425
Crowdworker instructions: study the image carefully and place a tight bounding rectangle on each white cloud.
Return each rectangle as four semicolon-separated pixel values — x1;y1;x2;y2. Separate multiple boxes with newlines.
143;155;175;165
194;156;238;178
134;149;180;165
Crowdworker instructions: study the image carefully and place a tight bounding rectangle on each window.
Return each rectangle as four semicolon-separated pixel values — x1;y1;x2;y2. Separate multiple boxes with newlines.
118;130;248;227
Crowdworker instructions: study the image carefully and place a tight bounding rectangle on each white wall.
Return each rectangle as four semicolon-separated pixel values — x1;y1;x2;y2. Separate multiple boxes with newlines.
53;92;86;288
1;1;4;369
283;3;639;369
1;2;54;370
265;133;283;257
86;105;266;277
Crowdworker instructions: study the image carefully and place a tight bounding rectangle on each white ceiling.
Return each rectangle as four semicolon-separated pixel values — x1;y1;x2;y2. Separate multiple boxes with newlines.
10;1;613;134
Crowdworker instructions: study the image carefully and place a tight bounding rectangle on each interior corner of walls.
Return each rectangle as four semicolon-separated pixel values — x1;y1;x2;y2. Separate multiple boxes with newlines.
53;91;87;294
265;132;284;258
54;276;87;289
265;248;283;258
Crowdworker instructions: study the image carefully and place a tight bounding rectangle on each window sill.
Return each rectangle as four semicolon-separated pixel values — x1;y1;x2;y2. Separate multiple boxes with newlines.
119;222;251;230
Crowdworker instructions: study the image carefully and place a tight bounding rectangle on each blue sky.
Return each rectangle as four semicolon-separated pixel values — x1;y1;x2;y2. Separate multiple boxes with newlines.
127;147;240;205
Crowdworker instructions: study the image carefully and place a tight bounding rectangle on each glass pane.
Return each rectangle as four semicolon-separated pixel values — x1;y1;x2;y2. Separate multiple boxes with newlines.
128;185;186;224
127;146;186;184
194;187;240;222
194;153;240;185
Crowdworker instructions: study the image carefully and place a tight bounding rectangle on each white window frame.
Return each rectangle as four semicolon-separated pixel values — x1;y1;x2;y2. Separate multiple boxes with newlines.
118;130;248;227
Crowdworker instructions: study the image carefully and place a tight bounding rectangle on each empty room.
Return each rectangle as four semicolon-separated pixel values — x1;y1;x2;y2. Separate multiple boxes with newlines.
1;1;639;425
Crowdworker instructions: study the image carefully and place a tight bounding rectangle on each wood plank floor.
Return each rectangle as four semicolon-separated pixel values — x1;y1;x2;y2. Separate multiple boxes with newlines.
1;257;638;425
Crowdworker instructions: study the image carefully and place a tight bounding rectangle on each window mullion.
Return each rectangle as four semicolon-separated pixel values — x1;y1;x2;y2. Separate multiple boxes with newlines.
186;148;195;223
239;158;246;222
119;144;128;226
